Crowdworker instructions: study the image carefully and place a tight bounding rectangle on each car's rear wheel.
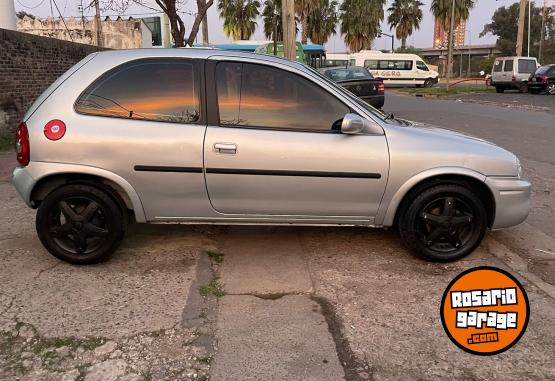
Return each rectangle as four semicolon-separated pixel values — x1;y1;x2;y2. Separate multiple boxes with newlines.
36;184;125;264
398;184;487;262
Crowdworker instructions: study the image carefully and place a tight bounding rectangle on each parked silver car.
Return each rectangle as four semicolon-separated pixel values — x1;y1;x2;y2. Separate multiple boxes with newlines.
12;49;531;264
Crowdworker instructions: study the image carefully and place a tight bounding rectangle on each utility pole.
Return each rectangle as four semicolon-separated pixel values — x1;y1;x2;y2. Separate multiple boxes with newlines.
94;0;103;47
516;0;527;56
539;0;547;63
282;0;296;60
446;0;455;90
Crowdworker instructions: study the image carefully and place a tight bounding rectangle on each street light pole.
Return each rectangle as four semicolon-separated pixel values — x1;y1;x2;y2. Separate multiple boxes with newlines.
527;0;531;57
446;0;455;90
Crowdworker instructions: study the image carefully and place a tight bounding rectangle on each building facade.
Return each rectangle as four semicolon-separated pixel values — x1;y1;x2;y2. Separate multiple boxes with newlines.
16;16;152;49
433;18;466;49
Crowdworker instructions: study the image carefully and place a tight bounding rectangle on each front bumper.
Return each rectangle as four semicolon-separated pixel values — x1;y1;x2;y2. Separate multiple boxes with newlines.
486;176;531;229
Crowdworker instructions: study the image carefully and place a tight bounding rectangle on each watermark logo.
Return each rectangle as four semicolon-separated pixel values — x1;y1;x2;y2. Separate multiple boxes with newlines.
440;266;530;355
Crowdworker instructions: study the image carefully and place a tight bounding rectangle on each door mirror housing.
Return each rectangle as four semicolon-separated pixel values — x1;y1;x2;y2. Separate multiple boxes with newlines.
341;113;383;135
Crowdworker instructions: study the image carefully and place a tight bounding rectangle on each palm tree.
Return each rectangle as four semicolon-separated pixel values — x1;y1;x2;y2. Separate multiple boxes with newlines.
387;0;424;51
262;0;283;40
340;0;386;52
218;0;261;40
431;0;475;31
306;0;338;45
295;0;315;44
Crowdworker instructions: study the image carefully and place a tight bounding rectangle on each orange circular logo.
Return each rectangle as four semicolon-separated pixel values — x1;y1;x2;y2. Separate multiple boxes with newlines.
440;266;530;355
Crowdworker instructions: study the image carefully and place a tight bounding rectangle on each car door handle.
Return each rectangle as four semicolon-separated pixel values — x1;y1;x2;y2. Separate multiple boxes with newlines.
213;143;237;154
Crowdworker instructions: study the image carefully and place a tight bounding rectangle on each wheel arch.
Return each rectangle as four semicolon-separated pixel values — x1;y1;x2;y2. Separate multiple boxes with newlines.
381;168;496;228
25;163;146;223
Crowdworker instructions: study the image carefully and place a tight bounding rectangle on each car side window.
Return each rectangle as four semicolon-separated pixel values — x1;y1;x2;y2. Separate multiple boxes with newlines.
493;60;503;72
75;59;200;124
216;62;349;132
504;60;513;72
518;59;537;74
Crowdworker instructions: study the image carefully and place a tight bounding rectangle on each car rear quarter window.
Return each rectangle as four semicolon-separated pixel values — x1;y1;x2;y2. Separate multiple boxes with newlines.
216;62;349;132
518;59;537;74
75;58;200;124
493;60;503;72
504;59;513;72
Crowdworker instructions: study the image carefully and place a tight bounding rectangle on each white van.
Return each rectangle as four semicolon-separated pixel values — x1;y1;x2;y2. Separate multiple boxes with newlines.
325;53;355;68
350;51;439;87
491;56;539;93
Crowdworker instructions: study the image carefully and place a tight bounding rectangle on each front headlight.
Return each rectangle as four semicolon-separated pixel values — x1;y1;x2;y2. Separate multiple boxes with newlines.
516;158;523;178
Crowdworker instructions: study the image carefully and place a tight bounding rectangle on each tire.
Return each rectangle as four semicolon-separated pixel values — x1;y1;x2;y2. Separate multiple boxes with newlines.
398;184;487;262
495;86;504;93
547;83;555;95
36;184;125;264
518;82;528;93
424;78;434;88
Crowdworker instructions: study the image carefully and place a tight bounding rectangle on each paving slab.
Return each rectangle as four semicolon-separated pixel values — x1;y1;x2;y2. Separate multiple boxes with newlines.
211;295;344;381
219;227;313;295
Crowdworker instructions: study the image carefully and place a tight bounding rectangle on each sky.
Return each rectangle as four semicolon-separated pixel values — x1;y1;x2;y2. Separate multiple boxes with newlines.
12;0;553;53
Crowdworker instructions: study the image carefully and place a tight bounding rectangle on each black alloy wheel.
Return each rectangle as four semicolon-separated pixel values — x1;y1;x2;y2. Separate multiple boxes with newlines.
399;184;487;262
36;184;125;264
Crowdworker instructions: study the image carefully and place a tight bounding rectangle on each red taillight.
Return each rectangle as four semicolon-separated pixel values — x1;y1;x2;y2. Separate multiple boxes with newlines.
377;80;385;95
543;75;549;83
15;122;30;167
512;75;516;81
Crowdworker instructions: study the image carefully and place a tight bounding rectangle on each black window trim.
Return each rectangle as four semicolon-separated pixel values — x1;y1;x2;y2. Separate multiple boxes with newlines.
212;60;352;134
74;57;205;125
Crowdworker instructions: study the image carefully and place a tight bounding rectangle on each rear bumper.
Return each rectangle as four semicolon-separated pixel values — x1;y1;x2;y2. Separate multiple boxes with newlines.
12;165;35;208
486;176;531;229
528;82;547;90
360;95;385;108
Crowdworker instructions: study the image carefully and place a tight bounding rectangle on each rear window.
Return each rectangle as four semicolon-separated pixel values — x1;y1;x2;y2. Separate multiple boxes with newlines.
504;60;513;71
75;58;200;124
493;60;503;72
518;59;537;74
535;66;551;74
323;67;373;81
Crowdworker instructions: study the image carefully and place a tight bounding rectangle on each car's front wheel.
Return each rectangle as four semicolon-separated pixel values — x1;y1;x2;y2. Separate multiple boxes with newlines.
36;184;125;264
398;184;487;262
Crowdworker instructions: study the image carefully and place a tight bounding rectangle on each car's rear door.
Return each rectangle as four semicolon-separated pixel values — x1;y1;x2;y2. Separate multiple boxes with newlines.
202;59;389;223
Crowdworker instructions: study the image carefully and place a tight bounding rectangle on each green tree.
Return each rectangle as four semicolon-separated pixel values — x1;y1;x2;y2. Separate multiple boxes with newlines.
431;0;474;30
387;0;424;50
218;0;261;40
306;0;338;45
480;3;555;62
340;0;386;52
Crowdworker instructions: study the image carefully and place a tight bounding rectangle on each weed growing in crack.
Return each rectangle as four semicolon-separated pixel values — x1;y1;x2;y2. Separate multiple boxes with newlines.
199;279;225;298
205;250;224;264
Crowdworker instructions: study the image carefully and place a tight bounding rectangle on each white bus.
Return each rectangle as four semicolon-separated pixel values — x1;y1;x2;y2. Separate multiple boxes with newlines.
348;51;439;87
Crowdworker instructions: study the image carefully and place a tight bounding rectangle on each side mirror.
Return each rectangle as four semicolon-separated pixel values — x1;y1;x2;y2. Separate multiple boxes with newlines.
341;113;383;135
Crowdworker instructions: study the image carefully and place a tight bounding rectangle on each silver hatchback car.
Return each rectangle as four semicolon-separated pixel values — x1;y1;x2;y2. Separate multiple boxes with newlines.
12;49;531;264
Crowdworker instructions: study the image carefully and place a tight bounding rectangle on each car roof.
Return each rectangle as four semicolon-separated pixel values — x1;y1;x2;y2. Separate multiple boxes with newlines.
94;47;307;70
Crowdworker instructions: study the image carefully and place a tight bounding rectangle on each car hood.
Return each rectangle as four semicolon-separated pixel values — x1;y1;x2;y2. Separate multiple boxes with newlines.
384;120;519;177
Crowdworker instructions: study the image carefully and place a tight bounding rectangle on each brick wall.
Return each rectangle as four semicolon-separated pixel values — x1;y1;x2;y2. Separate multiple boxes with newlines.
0;28;106;140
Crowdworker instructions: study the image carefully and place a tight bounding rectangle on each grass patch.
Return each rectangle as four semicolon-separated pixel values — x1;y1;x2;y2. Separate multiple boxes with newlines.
399;86;495;97
0;135;14;152
199;279;225;298
205;249;224;264
198;375;209;381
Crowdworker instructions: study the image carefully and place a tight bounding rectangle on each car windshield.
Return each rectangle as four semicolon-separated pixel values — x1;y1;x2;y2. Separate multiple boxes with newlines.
305;65;389;121
323;67;373;81
535;66;551;75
